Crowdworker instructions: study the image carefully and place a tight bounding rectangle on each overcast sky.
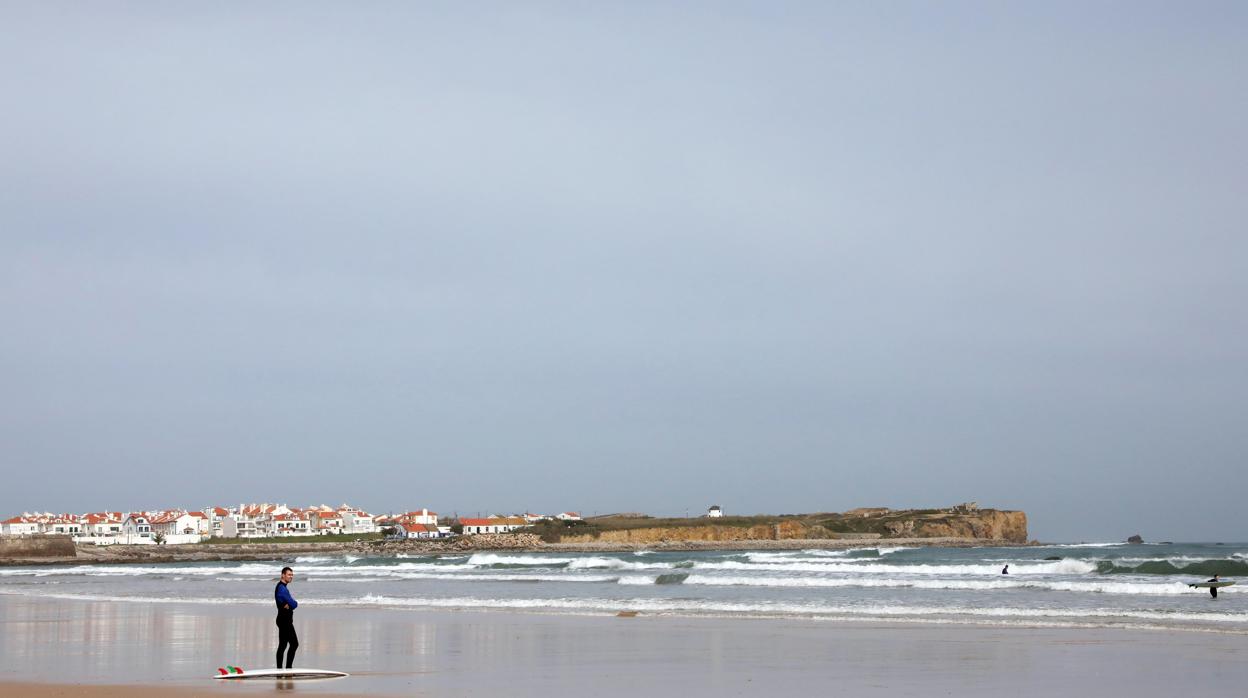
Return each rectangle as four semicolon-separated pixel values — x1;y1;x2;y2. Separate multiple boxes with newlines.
1;2;1244;542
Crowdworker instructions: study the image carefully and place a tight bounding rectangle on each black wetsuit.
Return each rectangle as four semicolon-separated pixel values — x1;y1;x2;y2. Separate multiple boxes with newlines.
1207;577;1219;598
275;581;299;668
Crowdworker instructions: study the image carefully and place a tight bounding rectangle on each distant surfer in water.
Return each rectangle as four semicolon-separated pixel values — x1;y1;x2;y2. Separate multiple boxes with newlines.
275;566;299;668
1001;565;1009;575
1207;574;1220;598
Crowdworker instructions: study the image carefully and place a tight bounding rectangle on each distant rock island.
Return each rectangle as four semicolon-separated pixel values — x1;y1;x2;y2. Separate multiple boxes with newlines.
532;503;1028;545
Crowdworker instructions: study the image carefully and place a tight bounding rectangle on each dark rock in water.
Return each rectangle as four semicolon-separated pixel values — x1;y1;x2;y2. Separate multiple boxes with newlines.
1044;556;1062;561
1126;534;1144;544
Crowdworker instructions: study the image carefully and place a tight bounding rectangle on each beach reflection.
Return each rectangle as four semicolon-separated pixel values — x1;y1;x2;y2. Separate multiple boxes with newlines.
5;593;1247;697
0;596;390;688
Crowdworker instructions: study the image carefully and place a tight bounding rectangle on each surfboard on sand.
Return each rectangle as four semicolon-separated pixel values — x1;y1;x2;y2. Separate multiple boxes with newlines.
214;666;349;680
1188;581;1235;589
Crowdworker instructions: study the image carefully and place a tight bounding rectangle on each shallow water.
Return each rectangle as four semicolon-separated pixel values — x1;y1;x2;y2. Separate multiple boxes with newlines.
2;542;1245;632
3;595;1247;697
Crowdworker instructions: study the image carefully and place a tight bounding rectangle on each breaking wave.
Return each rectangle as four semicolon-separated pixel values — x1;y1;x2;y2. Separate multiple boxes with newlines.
1097;559;1248;576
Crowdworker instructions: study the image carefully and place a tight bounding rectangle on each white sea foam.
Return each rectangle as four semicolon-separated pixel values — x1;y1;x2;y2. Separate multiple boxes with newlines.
1039;542;1125;548
5;589;1245;628
804;549;853;557
465;553;577;567
317;573;618;583
691;559;1098;575
0;557;1099;578
680;575;1225;595
566;557;674;571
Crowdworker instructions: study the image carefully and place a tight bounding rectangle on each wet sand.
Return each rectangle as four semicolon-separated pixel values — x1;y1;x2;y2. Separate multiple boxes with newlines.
2;594;1246;696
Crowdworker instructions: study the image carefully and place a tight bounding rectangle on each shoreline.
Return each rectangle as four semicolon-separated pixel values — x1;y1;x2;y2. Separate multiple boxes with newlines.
0;683;362;698
0;536;1028;567
2;595;1245;697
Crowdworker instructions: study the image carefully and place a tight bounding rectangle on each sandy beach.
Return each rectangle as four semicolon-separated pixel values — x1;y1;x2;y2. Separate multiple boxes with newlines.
3;593;1246;697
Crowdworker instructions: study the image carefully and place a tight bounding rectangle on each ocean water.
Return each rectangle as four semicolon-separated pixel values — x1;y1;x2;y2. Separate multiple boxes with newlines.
3;542;1246;633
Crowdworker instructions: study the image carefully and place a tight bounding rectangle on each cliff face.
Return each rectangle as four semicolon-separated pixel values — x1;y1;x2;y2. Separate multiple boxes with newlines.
563;521;816;545
562;509;1028;545
893;511;1028;543
0;535;76;559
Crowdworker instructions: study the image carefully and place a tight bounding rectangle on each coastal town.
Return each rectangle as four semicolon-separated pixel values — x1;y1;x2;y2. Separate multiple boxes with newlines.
0;504;589;545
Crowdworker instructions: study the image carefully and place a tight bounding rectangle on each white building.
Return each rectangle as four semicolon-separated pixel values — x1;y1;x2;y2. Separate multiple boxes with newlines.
81;513;123;537
310;511;344;535
1;517;40;536
221;513;260;538
338;509;376;534
122;514;153;539
460;517;528;534
400;509;438;526
706;505;723;518
266;513;312;537
556;512;582;521
207;507;231;537
149;512;208;537
399;523;441;539
43;517;82;535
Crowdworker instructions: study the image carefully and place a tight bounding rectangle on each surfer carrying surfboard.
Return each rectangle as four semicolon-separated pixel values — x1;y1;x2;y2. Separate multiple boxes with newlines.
1207;575;1220;598
275;566;299;668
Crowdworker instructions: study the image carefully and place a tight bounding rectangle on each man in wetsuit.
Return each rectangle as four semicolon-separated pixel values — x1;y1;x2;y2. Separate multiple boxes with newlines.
275;566;299;668
1207;574;1221;599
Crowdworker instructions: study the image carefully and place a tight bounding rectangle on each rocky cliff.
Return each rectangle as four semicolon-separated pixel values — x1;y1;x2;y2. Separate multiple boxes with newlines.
0;535;76;559
560;508;1028;545
562;521;817;545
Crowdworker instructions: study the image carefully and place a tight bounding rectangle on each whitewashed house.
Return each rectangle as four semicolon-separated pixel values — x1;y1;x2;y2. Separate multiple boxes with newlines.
338;509;376;534
460;517;529;534
400;509;438;526
122;514;153;539
706;505;723;518
81;512;123;537
310;511;344;535
43;517;82;535
207;507;231;537
221;512;260;538
399;523;440;539
150;512;206;537
2;517;40;536
556;512;582;521
266;513;312;537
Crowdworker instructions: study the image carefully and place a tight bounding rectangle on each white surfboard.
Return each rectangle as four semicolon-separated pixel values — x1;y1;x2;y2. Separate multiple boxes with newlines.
214;667;349;680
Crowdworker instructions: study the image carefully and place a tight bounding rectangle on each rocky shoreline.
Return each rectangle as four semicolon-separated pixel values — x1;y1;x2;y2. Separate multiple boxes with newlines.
0;534;1032;567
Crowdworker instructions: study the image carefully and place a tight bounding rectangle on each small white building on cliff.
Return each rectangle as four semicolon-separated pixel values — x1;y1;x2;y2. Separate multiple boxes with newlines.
460;517;528;534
